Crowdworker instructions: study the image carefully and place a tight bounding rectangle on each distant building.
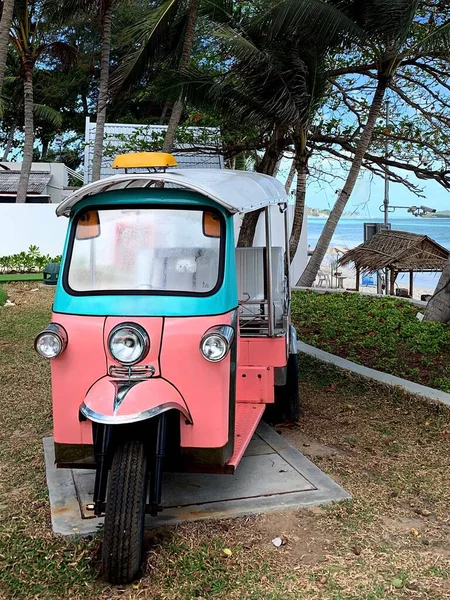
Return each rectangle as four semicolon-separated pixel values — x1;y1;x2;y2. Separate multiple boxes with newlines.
0;162;81;203
84;117;224;184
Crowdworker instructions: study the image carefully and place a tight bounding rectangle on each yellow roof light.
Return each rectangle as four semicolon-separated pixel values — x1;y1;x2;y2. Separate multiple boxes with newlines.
112;152;178;170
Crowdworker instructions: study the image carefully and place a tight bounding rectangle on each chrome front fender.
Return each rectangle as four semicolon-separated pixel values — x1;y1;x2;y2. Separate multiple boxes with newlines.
80;376;192;425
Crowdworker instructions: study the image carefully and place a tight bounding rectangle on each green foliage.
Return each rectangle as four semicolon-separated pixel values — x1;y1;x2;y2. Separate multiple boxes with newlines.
0;246;61;274
0;287;7;306
292;291;450;392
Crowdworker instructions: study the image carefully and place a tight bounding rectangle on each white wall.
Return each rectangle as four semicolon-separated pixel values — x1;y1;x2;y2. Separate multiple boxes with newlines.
0;205;68;256
0;203;308;279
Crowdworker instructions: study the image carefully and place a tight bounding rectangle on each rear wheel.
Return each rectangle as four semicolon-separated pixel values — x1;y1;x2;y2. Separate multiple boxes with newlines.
266;353;300;424
102;440;148;584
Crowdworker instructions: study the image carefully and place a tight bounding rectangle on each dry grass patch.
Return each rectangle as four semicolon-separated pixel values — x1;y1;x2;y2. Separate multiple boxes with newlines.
0;284;449;599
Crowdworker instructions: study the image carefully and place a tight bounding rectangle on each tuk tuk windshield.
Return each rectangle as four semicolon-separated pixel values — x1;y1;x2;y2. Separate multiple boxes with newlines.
67;207;223;295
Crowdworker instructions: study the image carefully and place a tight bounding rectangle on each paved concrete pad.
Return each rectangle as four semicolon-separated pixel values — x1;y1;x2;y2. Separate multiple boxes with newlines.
44;422;351;536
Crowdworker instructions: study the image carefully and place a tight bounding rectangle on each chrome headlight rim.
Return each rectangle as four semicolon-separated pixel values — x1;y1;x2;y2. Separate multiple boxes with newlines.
108;322;150;366
200;325;234;363
34;323;68;359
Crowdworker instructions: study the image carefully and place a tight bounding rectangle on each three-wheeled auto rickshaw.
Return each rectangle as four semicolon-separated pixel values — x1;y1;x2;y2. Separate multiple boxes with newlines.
35;152;299;584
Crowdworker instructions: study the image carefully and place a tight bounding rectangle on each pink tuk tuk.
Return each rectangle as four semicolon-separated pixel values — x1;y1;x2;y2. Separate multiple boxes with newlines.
35;153;299;583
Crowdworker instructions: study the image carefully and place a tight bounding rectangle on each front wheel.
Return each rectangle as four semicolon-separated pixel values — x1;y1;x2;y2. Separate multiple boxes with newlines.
102;440;148;584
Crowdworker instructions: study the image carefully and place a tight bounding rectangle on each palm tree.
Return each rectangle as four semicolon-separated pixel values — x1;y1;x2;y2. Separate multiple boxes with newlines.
0;0;14;97
298;0;450;286
49;0;117;181
10;0;77;203
91;0;113;181
180;0;360;250
111;0;205;153
162;0;200;152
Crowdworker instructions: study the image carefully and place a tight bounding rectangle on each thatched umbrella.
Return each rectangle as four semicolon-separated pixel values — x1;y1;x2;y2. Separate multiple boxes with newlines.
339;230;449;296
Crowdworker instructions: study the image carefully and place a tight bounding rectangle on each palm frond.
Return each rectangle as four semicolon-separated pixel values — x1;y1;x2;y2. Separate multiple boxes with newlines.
250;0;363;46
409;18;450;56
110;0;180;93
33;103;63;127
200;0;236;25
38;41;78;68
213;23;264;64
342;0;419;43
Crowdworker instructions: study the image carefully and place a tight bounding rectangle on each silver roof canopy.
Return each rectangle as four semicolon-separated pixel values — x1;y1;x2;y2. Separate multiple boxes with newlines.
56;169;288;217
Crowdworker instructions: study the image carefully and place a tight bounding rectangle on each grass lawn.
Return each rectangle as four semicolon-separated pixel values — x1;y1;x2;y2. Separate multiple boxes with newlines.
0;273;43;283
292;290;450;393
1;283;450;599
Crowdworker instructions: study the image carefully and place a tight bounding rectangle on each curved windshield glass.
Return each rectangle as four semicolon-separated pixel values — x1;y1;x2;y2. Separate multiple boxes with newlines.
67;207;223;295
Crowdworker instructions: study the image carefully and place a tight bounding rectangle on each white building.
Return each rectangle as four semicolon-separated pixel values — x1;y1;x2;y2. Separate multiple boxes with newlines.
0;162;79;204
84;118;224;183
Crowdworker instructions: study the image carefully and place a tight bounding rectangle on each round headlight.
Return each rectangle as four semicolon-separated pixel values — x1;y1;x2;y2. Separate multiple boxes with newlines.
200;333;228;362
108;323;149;365
35;332;62;359
34;324;67;360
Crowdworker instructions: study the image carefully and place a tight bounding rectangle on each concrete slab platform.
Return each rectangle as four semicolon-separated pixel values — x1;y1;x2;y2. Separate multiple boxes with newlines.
44;422;351;537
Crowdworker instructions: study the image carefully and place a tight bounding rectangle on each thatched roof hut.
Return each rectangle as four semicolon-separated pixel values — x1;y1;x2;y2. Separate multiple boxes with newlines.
339;230;449;295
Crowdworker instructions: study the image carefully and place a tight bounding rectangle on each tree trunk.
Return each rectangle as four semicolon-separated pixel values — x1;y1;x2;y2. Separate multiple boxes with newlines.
237;124;287;247
41;138;49;161
423;258;450;323
284;160;296;193
0;0;14;96
91;2;113;182
162;0;200;153
16;69;34;204
2;123;15;160
289;157;308;260
159;99;172;124
298;76;389;287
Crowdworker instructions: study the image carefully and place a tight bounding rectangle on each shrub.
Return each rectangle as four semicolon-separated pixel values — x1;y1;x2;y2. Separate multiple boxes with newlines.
292;290;450;392
0;246;61;274
0;287;7;306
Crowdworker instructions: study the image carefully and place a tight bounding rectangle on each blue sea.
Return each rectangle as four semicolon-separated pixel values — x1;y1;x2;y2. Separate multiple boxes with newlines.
307;217;450;289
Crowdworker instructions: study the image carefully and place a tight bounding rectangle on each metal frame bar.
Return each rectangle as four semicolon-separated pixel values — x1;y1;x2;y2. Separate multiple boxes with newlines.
283;203;291;302
264;206;274;336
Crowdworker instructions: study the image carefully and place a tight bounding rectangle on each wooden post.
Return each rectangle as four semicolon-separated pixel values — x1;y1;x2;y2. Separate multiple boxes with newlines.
390;269;396;296
356;266;360;291
409;270;413;298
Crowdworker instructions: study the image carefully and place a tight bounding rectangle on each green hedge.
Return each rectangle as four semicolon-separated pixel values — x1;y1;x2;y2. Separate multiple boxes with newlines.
0;245;61;275
292;291;450;393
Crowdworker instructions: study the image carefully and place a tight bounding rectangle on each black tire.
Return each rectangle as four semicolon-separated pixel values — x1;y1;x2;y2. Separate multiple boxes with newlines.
266;353;300;424
102;440;148;584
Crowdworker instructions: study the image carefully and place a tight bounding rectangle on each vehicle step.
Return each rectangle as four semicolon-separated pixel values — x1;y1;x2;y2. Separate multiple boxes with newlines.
225;403;265;473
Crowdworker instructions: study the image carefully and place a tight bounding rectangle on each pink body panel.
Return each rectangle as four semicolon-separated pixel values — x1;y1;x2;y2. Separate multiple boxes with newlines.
104;317;163;376
51;312;233;450
82;376;190;420
51;313;106;444
160;314;232;449
239;337;287;367
236;366;274;403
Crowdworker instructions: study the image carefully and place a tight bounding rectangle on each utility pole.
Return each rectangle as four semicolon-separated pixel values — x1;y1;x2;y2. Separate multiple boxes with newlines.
377;99;390;294
383;100;390;293
383;99;390;225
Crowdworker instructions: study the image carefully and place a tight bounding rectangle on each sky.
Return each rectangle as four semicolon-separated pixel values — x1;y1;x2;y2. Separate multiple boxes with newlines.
277;158;450;220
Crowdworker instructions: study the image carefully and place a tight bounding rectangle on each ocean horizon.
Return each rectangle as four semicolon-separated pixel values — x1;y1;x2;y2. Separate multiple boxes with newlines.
307;216;450;290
